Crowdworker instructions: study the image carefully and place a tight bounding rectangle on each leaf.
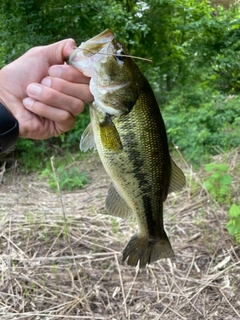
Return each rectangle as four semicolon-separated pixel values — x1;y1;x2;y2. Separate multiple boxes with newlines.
226;223;236;236
203;180;213;191
215;163;229;172
204;163;216;172
211;172;221;180
220;174;232;185
229;204;240;218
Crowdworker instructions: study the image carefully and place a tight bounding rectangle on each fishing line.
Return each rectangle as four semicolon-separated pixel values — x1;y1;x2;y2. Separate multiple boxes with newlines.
73;47;153;63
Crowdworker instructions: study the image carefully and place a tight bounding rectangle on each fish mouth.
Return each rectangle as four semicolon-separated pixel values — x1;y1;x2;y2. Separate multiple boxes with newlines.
68;29;114;60
66;29;115;77
79;29;115;56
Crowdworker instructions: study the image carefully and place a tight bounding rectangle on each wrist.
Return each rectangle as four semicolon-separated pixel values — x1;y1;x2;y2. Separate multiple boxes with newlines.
0;102;19;154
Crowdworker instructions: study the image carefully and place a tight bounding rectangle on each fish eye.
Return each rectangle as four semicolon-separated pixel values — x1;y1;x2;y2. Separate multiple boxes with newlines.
115;49;125;63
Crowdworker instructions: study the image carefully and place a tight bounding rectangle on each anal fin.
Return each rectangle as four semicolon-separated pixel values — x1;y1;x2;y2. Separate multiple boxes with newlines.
105;183;132;218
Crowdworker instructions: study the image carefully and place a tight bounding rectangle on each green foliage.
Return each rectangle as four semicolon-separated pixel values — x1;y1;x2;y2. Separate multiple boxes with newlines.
57;106;90;150
203;162;232;203
204;5;240;93
15;107;90;172
15;139;49;172
0;0;151;66
164;92;240;164
111;218;120;234
227;204;240;243
1;0;240;169
41;165;90;191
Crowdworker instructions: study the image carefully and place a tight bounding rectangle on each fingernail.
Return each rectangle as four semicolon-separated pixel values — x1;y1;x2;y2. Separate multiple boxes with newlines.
28;84;42;96
23;97;34;109
49;66;62;77
41;77;51;87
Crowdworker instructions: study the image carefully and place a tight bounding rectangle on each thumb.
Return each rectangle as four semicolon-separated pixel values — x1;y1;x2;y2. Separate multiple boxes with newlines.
46;38;77;66
62;38;78;58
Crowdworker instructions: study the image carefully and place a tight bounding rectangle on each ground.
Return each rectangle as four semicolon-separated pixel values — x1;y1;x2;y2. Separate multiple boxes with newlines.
0;150;240;320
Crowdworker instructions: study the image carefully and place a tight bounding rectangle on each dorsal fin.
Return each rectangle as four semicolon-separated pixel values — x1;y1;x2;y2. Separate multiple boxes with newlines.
168;159;186;193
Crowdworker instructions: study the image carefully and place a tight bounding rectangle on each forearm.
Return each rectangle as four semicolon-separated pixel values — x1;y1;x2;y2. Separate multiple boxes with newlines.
0;102;19;154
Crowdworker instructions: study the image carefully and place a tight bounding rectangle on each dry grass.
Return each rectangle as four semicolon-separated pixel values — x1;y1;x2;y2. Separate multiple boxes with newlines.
0;150;240;319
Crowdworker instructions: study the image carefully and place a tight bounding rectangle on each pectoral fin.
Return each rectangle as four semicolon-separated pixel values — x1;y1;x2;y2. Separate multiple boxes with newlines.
80;122;95;152
168;159;186;193
100;119;122;152
105;183;132;218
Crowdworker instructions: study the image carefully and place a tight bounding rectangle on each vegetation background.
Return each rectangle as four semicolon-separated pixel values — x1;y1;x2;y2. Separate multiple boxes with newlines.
1;0;240;169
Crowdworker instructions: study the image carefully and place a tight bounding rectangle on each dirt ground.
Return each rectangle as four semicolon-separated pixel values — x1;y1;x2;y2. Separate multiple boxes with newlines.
0;150;240;320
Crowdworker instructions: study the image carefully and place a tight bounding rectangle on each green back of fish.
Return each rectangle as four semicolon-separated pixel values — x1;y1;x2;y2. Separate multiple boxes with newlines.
90;75;171;238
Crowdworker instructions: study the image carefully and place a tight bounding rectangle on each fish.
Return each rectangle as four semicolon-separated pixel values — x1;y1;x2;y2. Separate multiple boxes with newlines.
67;29;186;268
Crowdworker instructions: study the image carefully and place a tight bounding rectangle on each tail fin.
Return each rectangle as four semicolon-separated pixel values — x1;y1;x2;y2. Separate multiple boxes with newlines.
122;233;174;268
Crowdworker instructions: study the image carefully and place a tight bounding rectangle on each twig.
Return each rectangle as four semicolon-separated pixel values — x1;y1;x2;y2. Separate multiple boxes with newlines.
220;289;240;318
123;265;139;305
114;254;128;318
50;156;93;318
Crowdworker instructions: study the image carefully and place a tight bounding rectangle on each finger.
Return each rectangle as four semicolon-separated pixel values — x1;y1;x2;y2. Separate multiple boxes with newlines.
62;39;78;57
41;76;93;102
26;84;85;116
22;98;76;132
45;38;77;65
48;64;91;84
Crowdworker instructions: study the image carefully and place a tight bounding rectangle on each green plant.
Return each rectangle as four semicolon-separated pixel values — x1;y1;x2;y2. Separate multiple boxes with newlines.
164;92;240;166
41;165;90;191
226;204;240;243
203;162;232;203
15;139;50;172
111;217;120;234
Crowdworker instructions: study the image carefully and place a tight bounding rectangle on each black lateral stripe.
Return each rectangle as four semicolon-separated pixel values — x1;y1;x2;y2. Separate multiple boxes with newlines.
142;195;156;237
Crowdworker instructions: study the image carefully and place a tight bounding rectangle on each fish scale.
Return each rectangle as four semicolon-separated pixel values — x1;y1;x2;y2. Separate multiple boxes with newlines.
67;29;186;267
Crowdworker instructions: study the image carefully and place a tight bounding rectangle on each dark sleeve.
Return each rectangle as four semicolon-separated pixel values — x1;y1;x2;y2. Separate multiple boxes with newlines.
0;102;19;154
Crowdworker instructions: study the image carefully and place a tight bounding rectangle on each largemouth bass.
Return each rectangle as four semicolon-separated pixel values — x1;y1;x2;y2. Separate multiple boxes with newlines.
67;29;186;268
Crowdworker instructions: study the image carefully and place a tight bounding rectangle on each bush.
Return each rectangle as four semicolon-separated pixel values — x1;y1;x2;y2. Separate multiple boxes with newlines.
15;139;50;172
227;204;240;244
163;90;240;165
203;162;232;203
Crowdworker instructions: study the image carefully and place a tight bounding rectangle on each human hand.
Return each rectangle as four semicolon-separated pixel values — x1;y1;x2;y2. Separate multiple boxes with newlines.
0;39;93;139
